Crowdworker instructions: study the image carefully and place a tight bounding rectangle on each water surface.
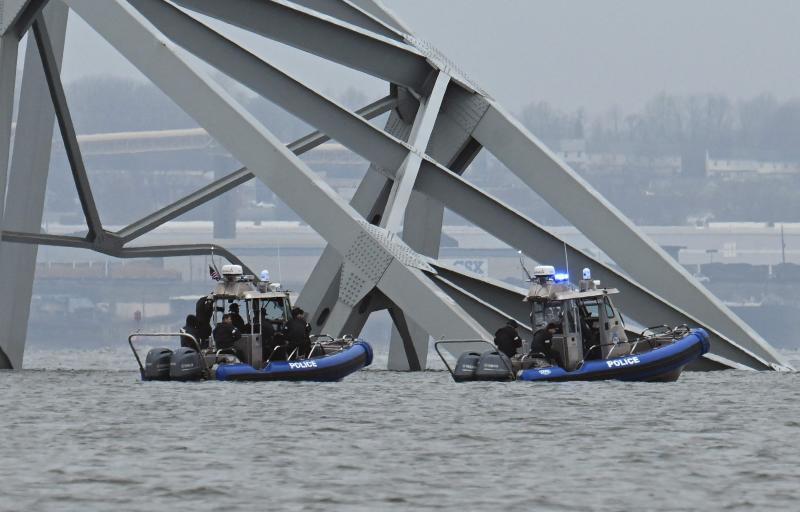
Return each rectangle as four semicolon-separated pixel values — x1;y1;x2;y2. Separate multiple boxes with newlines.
2;348;799;511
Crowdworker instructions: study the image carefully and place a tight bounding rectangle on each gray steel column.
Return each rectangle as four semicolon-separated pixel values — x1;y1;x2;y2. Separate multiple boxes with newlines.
0;0;67;369
382;71;449;232
298;106;413;336
380;74;449;370
0;31;18;209
0;33;19;369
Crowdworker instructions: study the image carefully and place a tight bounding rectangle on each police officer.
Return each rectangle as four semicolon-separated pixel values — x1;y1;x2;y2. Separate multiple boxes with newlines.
531;322;558;358
494;319;522;358
259;306;278;361
228;302;246;332
213;314;242;353
195;295;214;342
181;314;203;349
285;307;311;358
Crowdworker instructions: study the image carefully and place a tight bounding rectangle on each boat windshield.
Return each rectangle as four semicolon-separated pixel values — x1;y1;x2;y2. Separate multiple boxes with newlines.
262;298;288;322
531;301;563;330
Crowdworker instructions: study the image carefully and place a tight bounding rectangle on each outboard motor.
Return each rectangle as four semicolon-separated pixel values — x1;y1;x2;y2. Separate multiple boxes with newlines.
453;352;481;382
169;347;206;381
475;350;514;381
143;347;173;381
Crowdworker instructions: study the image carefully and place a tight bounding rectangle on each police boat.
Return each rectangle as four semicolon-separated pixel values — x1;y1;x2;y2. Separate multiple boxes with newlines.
435;265;710;383
128;265;373;382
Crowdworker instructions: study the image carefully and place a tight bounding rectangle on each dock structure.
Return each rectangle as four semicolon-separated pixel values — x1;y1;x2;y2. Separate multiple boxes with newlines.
0;0;791;371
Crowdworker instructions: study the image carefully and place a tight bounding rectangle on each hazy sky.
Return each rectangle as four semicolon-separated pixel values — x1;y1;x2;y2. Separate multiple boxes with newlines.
50;0;800;114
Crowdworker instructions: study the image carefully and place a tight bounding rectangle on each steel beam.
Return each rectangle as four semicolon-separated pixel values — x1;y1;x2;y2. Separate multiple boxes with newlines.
430;261;532;326
0;0;67;369
0;32;19;216
171;0;431;92
380;73;449;369
472;100;789;369
115;95;395;243
431;273;532;337
288;0;405;41
1;230;92;249
129;0;410;174
298;109;412;332
296;164;393;329
382;71;449;232
32;15;103;240
67;0;490;347
386;306;421;371
0;26;21;374
413;156;773;370
347;0;413;35
0;0;30;35
10;0;48;37
118;244;253;274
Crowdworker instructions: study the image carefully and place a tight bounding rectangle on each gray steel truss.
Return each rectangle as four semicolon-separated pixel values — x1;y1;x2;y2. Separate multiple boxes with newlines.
0;0;789;371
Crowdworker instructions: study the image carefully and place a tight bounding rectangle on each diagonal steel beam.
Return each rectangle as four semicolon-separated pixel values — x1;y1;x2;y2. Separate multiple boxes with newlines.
472;100;789;369
32;14;103;241
382;71;449;232
11;0;49;37
118;244;253;274
0;0;68;370
1;230;92;249
347;0;413;35
413;156;775;370
66;0;490;345
288;0;405;41
129;0;410;173
171;0;431;92
115;94;396;243
0;33;19;219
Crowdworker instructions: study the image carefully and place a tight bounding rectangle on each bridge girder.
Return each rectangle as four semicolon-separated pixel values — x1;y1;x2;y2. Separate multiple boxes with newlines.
0;0;789;371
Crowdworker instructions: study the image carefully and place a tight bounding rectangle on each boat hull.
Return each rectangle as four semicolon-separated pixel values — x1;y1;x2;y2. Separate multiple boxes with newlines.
518;329;710;383
215;341;373;382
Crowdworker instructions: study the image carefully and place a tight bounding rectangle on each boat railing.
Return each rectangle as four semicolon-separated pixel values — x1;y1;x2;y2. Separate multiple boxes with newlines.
583;339;635;361
128;332;209;379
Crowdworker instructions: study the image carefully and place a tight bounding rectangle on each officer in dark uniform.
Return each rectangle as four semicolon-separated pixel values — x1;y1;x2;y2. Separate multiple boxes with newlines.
213;314;242;354
228;302;246;332
285;307;311;358
259;306;278;361
531;322;558;358
494;319;522;358
195;296;214;342
181;314;204;348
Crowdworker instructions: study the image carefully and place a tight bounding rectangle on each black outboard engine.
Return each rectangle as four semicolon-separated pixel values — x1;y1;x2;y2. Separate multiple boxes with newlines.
453;352;481;382
475;350;514;381
143;347;173;381
169;347;205;381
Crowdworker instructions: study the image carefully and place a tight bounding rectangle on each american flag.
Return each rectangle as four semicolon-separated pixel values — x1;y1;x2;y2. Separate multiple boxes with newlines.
209;265;221;281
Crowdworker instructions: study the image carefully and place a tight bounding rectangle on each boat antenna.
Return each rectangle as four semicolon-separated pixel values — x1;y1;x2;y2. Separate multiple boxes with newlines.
275;236;283;284
563;241;570;279
518;250;532;281
210;244;221;275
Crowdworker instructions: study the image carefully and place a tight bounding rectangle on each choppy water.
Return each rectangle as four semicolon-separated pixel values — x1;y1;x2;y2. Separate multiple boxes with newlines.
2;348;800;512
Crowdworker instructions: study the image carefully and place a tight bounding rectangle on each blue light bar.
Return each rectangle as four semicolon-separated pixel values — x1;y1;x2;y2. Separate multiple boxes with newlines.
554;272;570;282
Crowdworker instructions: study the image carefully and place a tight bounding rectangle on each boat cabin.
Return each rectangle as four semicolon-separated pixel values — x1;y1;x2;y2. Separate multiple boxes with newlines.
526;266;630;370
207;264;292;368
